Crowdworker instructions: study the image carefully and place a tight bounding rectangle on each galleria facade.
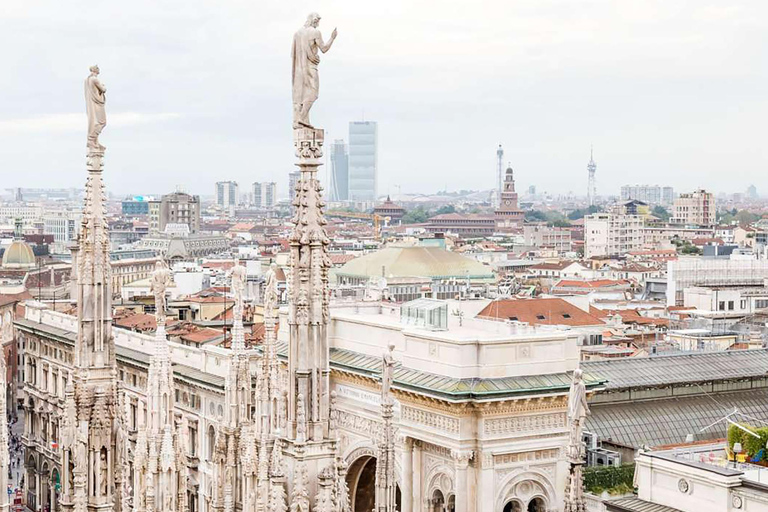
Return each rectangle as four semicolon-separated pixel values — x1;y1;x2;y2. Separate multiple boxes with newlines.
15;296;597;512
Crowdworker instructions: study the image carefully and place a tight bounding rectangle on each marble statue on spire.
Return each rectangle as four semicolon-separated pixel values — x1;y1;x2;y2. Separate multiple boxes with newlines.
376;344;398;512
85;65;107;150
381;343;396;404
564;368;590;512
229;258;247;313
567;368;589;460
291;13;337;129
150;259;172;323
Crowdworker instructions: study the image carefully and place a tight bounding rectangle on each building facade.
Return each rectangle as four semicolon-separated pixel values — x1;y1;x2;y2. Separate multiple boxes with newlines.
670;189;715;227
523;225;572;252
348;121;378;202
156;191;201;234
619;185;675;206
584;213;644;258
330;139;349;202
251;182;276;208
17;297;600;512
121;199;150;216
215;181;239;209
42;210;81;248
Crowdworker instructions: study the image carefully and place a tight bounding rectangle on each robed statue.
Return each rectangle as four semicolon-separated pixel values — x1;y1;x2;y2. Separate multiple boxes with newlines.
567;369;590;461
85;65;107;150
381;343;397;405
291;13;338;129
150;260;172;323
264;262;279;314
229;258;247;314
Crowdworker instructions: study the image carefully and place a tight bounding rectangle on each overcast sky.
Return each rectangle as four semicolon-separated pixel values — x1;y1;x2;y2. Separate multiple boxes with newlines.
1;1;766;199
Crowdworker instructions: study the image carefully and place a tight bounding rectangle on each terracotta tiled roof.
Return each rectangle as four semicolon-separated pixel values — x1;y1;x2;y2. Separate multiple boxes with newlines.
229;222;256;232
0;291;32;307
477;298;605;326
554;279;630;289
113;312;177;332
329;254;357;265
530;261;577;271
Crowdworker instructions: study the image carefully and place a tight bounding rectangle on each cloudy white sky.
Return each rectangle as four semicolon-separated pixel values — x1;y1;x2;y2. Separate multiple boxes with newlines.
1;1;766;198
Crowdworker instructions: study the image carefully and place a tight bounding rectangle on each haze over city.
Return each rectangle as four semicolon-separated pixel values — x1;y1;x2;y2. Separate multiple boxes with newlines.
2;0;767;196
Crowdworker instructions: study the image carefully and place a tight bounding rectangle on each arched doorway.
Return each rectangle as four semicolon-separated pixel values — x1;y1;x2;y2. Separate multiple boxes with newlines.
446;494;456;512
25;455;37;512
431;489;445;512
40;462;49;512
347;456;376;512
50;468;61;512
345;455;401;512
503;500;523;512
527;497;546;512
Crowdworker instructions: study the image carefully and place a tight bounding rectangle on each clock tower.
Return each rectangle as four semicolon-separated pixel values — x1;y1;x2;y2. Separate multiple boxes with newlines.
495;164;524;231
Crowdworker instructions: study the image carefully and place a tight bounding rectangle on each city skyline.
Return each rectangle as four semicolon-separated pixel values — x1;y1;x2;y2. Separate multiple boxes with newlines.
2;1;767;197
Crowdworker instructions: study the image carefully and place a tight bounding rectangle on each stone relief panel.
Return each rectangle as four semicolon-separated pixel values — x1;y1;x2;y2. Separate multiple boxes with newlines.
493;449;559;466
484;412;566;436
401;406;460;434
337;409;382;438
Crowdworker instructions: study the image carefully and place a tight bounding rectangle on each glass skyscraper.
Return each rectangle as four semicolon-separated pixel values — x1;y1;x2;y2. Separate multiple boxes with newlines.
348;121;378;202
329;139;349;201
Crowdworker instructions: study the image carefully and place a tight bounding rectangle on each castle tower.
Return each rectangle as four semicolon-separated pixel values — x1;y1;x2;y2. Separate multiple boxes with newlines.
494;164;524;232
60;67;130;512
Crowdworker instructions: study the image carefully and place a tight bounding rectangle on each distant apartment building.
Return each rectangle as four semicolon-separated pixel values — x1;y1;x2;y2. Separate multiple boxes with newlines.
43;210;81;246
329;139;349;201
121;197;150;215
0;204;43;225
288;171;300;201
215;181;239;208
252;182;276;208
670;188;715;227
661;186;675;206
620;185;675;206
667;256;768;306
153;191;201;234
523;224;572;252
148;200;161;233
348;121;378;201
584;213;644;258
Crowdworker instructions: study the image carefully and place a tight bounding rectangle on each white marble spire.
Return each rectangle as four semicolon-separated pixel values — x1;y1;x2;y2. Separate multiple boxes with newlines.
564;369;590;512
60;66;128;512
375;344;398;512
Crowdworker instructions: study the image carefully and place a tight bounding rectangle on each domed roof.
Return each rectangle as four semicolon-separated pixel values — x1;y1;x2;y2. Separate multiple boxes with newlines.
336;246;494;281
2;240;35;269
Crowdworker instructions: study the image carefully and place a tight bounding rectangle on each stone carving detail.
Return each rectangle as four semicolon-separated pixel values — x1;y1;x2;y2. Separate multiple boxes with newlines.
484;413;566;435
494;450;559;465
401;406;460;434
337;410;382;437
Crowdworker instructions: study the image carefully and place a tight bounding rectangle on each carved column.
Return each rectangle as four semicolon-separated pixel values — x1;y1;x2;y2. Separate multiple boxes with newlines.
451;450;472;512
401;437;413;512
412;441;422;512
